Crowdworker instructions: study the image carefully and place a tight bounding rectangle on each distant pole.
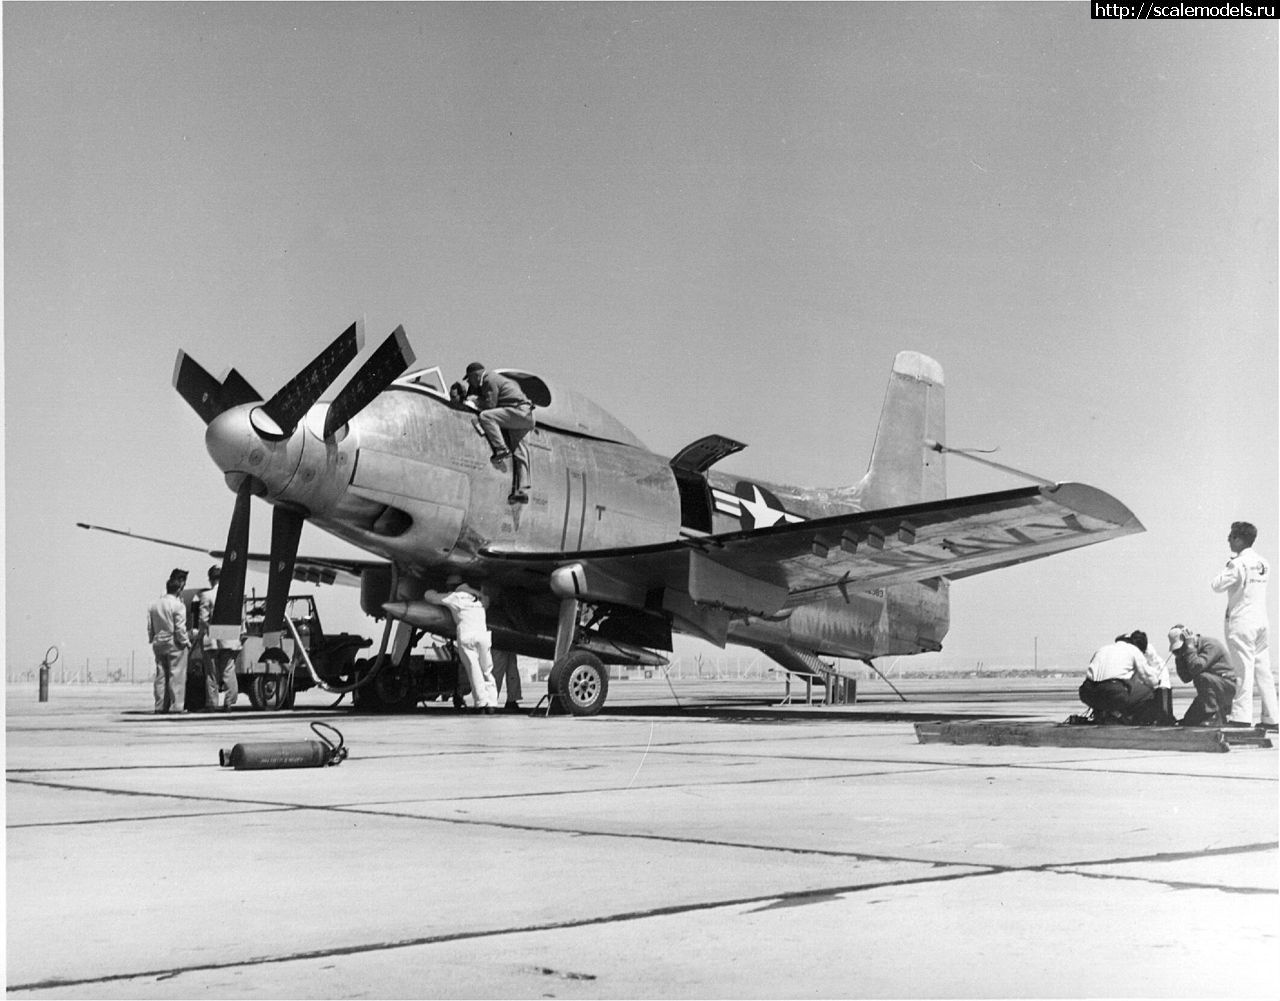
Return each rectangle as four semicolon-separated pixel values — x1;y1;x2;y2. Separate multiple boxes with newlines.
1034;637;1038;672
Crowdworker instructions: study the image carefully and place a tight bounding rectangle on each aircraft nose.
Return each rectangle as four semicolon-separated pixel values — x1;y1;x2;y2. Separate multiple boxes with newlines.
205;405;303;497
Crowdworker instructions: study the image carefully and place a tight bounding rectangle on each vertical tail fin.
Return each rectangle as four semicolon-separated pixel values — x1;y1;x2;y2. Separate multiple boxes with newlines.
852;351;946;509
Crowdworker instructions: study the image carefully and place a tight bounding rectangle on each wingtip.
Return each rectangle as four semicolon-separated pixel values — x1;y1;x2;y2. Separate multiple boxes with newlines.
1041;482;1145;533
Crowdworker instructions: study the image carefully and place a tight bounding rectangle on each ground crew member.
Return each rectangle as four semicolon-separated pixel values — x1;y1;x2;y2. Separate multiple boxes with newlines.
1211;521;1275;731
147;569;191;714
1078;634;1160;723
1168;625;1236;727
426;578;498;712
464;362;535;504
493;648;523;713
198;565;240;711
1122;630;1176;725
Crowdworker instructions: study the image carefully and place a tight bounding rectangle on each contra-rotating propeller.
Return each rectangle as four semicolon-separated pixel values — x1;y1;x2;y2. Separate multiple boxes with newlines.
181;322;416;650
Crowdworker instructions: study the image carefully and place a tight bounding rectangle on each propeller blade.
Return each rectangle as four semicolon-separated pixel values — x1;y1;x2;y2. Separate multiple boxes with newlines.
209;480;253;644
172;351;228;424
260;506;305;648
322;326;417;437
218;368;263;408
173;353;266;424
257;321;364;437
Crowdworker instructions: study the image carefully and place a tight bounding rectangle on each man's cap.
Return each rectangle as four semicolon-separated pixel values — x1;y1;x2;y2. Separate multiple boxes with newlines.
465;362;485;374
1168;625;1188;651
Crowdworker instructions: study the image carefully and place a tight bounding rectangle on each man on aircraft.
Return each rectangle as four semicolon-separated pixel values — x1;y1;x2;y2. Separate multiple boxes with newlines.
464;362;535;504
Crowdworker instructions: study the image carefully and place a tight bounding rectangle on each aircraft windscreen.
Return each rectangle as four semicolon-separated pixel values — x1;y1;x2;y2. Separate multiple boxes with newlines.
399;367;448;397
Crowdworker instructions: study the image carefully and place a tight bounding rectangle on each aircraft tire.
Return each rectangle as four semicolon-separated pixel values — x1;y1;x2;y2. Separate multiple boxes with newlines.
371;660;418;713
250;674;293;712
548;649;609;716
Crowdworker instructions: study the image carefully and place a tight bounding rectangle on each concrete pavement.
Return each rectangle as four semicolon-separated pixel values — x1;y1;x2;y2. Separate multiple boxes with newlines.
6;679;1278;998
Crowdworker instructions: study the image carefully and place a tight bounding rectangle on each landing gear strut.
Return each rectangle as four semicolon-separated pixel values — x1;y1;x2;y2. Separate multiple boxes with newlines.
546;596;610;716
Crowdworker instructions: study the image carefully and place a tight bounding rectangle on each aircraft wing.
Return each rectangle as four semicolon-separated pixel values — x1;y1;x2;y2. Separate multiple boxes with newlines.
480;483;1143;615
75;523;376;588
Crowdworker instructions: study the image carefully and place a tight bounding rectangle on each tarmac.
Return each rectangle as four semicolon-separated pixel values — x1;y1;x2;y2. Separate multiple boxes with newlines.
6;676;1278;999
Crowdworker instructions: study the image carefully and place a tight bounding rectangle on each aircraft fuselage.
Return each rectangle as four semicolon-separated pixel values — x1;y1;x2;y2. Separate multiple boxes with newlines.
207;381;947;664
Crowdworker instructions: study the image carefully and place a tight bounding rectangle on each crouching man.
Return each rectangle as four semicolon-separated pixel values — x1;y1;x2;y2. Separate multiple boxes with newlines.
1168;624;1237;727
1079;633;1161;724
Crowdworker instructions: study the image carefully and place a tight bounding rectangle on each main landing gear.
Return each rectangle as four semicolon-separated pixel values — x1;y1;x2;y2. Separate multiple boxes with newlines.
545;596;609;716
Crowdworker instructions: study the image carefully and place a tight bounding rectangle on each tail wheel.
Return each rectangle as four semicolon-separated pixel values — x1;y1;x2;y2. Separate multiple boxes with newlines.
548;649;609;716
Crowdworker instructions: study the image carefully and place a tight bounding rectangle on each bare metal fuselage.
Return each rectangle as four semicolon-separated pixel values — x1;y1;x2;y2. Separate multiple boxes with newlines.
228;383;947;663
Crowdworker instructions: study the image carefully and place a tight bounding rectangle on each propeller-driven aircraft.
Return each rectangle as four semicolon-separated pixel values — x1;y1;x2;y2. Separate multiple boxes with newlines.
85;323;1144;714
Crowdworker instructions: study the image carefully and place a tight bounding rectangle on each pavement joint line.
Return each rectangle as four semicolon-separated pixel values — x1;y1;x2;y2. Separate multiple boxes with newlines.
310;801;1280;881
10;751;1276;831
11;855;1272;996
3;759;1178;831
10;779;1276;893
5;776;314;814
7;806;305;830
25;771;1269;876
6;747;1277;784
1048;841;1278;869
1041;866;1277;896
3;866;997;995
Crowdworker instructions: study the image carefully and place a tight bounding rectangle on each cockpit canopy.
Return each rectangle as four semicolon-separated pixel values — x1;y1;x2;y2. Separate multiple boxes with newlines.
396;366;647;450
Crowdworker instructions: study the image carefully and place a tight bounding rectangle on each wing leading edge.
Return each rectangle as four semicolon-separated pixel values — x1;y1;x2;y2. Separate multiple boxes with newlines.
480;483;1144;615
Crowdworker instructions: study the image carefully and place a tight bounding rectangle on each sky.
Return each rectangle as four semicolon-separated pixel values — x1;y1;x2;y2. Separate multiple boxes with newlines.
4;3;1277;680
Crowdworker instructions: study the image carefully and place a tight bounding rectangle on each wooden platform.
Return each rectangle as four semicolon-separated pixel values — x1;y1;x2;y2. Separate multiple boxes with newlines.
914;721;1274;753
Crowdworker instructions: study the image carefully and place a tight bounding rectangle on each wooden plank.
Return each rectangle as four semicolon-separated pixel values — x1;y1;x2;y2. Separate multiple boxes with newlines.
913;721;1247;753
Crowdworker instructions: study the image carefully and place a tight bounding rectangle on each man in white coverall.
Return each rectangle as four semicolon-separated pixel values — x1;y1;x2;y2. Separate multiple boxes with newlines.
1211;521;1275;731
426;578;498;713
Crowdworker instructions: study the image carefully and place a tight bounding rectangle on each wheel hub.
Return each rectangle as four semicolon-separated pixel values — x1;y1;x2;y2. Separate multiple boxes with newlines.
567;665;600;705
